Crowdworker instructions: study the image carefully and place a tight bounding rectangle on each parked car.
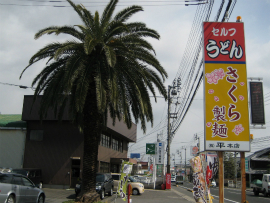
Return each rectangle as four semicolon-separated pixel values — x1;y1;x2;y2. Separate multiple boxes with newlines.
0;167;13;173
250;179;262;188
12;168;43;189
111;173;144;195
0;172;45;203
171;175;176;182
75;173;114;199
253;174;270;197
175;175;184;185
136;176;151;184
211;180;217;187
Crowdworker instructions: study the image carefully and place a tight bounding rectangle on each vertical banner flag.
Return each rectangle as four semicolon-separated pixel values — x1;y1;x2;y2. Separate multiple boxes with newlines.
206;153;218;186
117;161;133;201
203;22;250;152
190;156;207;203
155;142;165;164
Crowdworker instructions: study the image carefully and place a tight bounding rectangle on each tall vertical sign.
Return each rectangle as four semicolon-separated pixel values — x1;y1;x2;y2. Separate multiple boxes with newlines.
203;22;250;152
155;142;165;164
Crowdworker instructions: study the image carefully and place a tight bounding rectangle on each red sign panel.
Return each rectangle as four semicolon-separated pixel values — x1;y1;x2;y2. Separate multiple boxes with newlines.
203;22;246;63
166;173;171;189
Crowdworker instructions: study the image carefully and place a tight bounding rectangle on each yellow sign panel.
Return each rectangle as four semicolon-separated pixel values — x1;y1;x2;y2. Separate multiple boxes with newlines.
204;63;250;151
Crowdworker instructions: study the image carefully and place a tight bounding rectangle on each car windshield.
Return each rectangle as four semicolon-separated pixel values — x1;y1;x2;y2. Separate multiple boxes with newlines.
96;174;105;182
12;170;28;176
129;177;137;182
269;176;270;182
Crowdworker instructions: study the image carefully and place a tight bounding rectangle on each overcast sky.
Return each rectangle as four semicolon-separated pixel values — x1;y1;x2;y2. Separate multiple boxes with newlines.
0;0;269;162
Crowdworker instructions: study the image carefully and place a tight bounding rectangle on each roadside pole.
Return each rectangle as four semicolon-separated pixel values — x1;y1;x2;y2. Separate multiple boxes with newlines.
218;151;224;203
240;152;246;203
153;156;156;189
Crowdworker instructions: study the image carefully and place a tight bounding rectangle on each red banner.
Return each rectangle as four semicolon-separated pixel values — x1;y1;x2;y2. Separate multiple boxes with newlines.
203;22;246;63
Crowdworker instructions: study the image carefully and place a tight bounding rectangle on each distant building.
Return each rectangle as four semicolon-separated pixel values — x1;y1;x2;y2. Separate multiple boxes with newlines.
0;114;26;169
246;147;270;182
22;95;137;188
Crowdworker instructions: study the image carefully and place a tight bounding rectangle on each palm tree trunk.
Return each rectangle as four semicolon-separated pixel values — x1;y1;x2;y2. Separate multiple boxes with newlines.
79;86;103;202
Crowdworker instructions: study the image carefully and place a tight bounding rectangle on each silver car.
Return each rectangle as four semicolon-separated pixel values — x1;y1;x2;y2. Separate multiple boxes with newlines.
0;172;45;203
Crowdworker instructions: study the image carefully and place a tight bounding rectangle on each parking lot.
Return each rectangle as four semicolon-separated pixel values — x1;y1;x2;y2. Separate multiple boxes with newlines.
42;188;76;203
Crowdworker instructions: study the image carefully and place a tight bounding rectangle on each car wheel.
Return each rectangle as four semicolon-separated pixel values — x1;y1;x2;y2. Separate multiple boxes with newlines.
38;194;45;203
100;189;105;199
39;182;43;189
254;191;259;196
108;187;113;196
7;195;15;203
132;189;139;195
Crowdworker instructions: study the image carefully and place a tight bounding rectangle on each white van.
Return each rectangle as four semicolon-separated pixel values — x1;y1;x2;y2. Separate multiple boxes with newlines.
253;174;270;197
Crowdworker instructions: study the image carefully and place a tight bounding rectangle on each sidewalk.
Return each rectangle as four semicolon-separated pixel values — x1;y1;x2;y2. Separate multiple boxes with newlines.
103;188;194;203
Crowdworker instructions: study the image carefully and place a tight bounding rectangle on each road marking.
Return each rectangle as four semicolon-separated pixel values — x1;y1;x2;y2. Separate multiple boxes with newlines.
180;185;241;203
211;195;240;203
171;188;195;202
228;191;241;194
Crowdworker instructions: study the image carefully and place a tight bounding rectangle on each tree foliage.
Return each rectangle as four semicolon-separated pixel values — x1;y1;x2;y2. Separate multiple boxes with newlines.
20;0;167;201
224;152;236;179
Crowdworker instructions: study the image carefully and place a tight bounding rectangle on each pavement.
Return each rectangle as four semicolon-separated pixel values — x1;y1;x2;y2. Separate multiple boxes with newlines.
42;187;195;203
104;188;194;203
42;188;76;203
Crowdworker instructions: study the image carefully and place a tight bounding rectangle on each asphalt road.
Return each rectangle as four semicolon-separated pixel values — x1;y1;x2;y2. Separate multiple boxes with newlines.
175;182;270;203
42;182;270;203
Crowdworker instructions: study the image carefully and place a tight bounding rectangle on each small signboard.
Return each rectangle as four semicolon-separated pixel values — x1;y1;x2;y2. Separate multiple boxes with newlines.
245;158;249;172
249;81;265;124
146;143;156;154
130;153;140;159
155;142;165;164
190;146;199;156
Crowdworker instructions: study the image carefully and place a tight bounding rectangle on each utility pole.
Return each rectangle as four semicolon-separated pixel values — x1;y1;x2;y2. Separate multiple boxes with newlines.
167;85;172;174
166;79;180;189
182;146;187;181
235;152;238;188
167;85;177;174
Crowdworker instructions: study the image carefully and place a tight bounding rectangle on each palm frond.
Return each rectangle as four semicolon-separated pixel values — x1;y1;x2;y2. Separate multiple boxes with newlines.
114;5;143;23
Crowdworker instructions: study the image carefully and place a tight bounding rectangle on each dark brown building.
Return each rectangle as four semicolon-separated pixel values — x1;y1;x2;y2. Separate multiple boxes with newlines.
22;95;137;188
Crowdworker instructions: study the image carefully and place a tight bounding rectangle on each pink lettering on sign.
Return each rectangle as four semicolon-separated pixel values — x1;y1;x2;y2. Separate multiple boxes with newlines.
228;85;237;102
228;104;241;122
212;105;227;122
226;66;238;83
212;122;228;138
232;124;244;135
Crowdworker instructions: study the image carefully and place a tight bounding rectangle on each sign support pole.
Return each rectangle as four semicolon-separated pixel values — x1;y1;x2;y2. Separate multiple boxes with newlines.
218;151;224;203
241;152;246;203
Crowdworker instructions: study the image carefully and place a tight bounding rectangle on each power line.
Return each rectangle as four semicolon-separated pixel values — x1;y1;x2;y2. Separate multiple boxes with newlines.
0;0;208;7
0;82;35;90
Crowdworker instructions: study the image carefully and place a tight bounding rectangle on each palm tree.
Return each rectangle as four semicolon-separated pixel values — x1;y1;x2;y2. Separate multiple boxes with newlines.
20;0;167;201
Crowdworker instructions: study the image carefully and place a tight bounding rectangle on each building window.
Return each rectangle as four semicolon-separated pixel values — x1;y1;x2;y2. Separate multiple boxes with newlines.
111;164;119;173
100;162;110;173
101;134;110;148
119;141;123;152
30;130;43;141
112;138;118;151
